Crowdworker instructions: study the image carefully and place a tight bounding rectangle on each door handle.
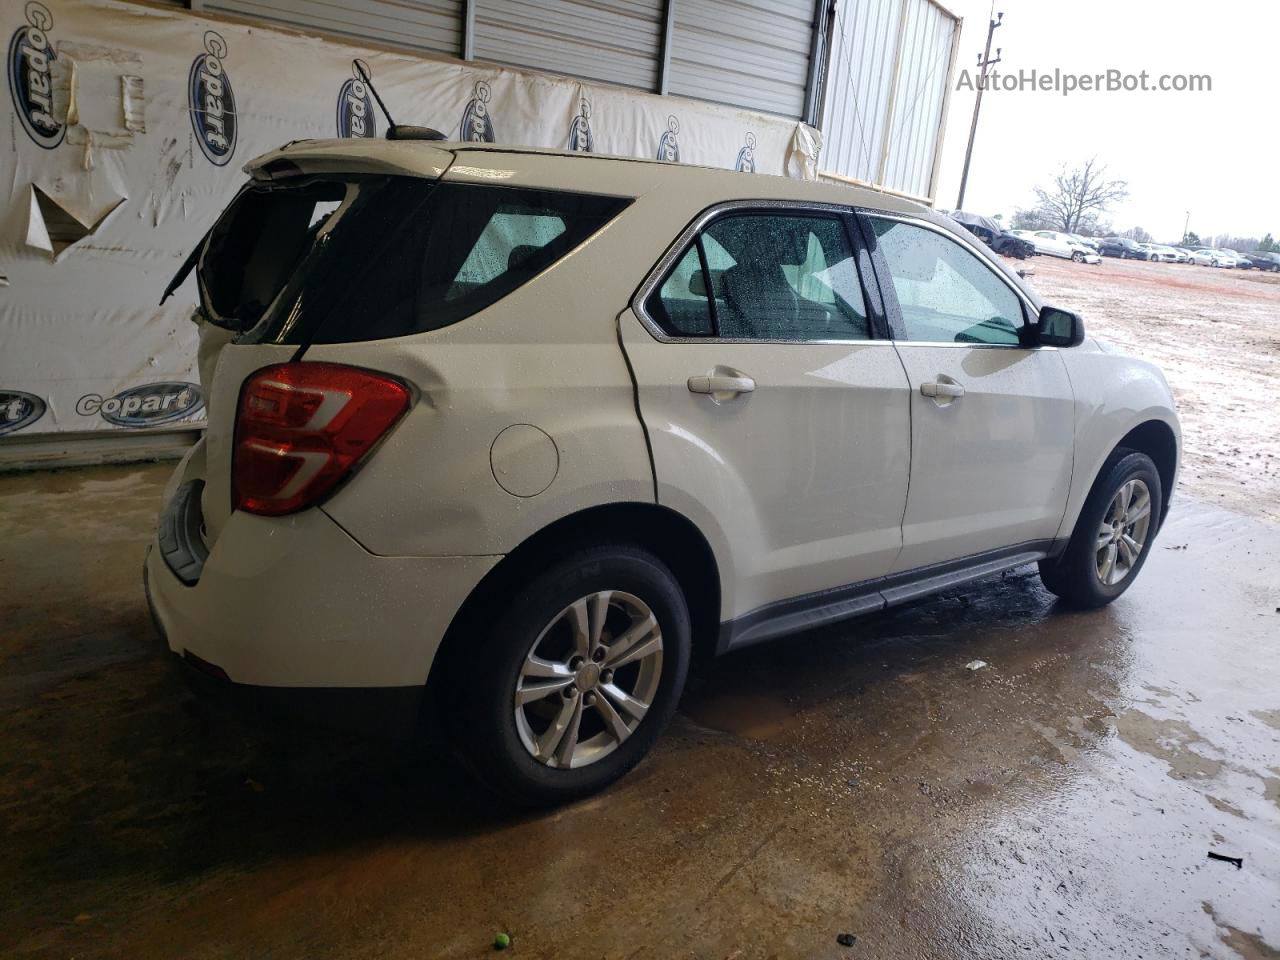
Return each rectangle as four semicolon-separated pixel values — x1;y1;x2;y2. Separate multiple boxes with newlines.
920;380;965;399
688;374;756;396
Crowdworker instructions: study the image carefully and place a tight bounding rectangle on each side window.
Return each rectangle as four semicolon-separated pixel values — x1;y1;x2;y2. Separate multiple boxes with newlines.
646;212;870;341
868;217;1025;345
452;210;568;295
646;245;714;337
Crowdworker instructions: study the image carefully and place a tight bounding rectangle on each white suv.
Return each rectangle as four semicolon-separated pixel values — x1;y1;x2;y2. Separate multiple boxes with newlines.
146;140;1180;805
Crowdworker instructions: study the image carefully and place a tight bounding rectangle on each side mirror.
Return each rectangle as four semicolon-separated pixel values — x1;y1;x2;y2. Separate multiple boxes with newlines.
1034;305;1085;347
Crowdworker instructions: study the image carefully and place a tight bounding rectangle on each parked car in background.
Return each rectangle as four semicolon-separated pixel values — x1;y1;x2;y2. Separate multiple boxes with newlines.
1190;249;1232;267
1025;230;1100;262
1144;245;1188;263
992;231;1038;259
1219;249;1252;269
1069;234;1100;252
145;138;1181;804
1245;252;1280;272
1067;240;1102;264
949;211;1036;259
1098;237;1150;259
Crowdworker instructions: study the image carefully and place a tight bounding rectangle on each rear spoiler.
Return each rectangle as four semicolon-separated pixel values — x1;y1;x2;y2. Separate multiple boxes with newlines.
245;139;455;182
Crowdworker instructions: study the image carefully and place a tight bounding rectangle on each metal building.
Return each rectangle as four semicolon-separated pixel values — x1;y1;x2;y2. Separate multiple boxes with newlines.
818;0;960;202
189;0;827;120
0;0;961;464
186;0;959;187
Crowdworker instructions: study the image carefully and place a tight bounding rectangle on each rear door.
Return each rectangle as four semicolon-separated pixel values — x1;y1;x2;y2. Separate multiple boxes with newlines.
619;202;911;622
861;213;1075;572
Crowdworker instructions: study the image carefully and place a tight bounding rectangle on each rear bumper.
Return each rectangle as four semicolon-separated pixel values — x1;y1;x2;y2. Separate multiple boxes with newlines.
144;497;500;733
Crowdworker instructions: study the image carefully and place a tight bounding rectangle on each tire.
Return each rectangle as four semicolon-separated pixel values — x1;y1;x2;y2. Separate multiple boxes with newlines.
1071;251;1084;262
1039;450;1163;608
445;544;691;806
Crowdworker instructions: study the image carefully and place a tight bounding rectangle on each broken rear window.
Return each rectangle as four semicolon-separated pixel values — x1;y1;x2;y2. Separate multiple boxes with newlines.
198;176;629;345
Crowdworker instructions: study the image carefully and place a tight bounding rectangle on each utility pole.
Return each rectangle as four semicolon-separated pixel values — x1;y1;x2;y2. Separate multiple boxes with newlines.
1182;210;1191;244
955;11;1002;211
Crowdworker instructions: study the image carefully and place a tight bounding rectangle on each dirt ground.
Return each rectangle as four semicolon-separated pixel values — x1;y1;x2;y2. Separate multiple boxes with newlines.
1017;255;1280;525
1;465;1277;959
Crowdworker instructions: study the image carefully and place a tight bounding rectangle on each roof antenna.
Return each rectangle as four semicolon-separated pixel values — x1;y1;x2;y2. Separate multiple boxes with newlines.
352;59;447;142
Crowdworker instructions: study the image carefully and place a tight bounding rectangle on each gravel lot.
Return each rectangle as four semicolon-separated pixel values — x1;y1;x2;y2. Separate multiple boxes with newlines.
1018;255;1280;525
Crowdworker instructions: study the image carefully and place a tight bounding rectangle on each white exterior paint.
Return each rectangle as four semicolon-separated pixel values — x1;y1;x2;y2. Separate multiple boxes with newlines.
145;141;1180;696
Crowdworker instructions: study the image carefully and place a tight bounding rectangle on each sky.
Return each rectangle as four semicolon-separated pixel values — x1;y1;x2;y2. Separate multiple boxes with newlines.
929;0;1280;242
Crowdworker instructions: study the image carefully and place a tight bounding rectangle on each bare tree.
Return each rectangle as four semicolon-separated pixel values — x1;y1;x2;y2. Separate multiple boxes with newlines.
1031;158;1129;234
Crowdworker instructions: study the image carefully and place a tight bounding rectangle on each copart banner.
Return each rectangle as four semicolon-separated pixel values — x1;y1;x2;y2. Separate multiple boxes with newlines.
0;0;821;437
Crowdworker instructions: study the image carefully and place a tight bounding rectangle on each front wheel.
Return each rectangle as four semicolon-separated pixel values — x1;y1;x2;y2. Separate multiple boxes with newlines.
1039;450;1163;608
1071;251;1084;262
445;544;691;806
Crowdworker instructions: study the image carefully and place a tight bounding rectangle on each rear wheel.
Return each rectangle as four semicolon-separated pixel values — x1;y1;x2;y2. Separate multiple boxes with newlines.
1039;450;1163;608
446;544;690;806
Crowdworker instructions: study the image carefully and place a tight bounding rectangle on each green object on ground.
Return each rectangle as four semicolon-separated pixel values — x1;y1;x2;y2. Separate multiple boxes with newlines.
494;932;511;950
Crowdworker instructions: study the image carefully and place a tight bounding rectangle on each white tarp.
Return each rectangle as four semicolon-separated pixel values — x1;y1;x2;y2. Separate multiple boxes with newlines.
0;0;821;438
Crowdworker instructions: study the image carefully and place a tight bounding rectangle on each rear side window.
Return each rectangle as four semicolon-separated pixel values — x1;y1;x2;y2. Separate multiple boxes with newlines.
454;212;568;290
644;212;869;341
203;177;630;345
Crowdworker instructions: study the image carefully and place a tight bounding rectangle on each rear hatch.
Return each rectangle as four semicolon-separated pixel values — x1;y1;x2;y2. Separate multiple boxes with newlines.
184;142;628;546
190;142;452;543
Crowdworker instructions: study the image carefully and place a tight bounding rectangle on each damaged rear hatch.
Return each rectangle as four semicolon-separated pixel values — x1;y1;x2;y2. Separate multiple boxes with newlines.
177;141;456;549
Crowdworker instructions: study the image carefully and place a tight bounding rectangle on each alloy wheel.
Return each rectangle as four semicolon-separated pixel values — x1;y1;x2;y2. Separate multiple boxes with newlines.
513;591;664;769
1095;478;1153;586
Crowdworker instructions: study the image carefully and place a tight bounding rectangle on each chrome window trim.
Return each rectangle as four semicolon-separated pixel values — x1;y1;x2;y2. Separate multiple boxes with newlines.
893;341;1057;351
629;199;887;346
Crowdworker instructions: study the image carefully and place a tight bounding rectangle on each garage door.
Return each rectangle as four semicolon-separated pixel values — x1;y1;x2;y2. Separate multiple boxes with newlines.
666;0;817;118
195;0;463;58
472;0;666;90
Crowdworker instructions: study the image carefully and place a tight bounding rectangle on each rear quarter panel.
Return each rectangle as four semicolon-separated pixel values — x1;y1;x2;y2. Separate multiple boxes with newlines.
314;200;660;558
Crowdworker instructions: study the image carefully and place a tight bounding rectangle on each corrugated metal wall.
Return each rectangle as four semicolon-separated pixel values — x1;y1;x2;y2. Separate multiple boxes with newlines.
194;0;463;57
819;0;958;200
473;0;665;90
880;0;955;197
820;0;901;184
666;0;816;118
183;0;959;199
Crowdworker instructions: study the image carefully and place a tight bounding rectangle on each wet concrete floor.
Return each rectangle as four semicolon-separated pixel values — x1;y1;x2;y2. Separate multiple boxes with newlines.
1;463;1277;959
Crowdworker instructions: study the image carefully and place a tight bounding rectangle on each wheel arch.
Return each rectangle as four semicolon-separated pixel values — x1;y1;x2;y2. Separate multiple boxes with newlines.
426;502;723;710
1115;419;1178;524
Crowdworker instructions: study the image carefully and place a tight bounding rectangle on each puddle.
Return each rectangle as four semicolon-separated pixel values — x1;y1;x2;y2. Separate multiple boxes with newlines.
682;692;799;740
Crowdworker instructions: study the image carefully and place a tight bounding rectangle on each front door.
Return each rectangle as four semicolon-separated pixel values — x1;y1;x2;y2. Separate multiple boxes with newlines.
862;214;1076;572
620;204;911;621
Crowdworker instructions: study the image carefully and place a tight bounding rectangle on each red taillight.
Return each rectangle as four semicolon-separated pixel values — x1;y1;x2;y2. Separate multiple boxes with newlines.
233;363;411;516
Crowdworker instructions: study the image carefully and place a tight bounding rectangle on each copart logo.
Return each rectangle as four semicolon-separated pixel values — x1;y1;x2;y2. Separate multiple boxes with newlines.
458;79;495;142
76;383;204;427
0;390;47;436
337;59;375;138
735;132;757;173
8;2;63;149
656;114;680;162
567;98;593;152
188;30;236;166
